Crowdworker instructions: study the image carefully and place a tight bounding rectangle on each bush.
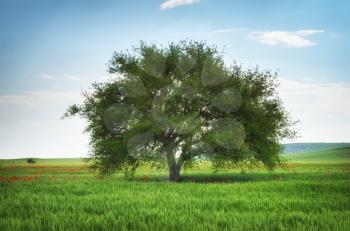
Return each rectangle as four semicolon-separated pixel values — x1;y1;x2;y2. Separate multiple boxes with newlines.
27;158;36;164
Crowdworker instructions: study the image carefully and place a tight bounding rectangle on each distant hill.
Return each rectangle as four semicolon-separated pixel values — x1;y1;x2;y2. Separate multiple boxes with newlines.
0;158;85;165
284;147;350;162
283;143;350;154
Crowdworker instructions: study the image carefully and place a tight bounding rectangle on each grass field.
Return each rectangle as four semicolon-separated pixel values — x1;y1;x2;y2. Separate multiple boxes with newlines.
1;149;350;230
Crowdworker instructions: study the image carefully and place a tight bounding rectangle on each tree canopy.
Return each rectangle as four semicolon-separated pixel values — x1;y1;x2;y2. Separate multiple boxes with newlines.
64;41;295;181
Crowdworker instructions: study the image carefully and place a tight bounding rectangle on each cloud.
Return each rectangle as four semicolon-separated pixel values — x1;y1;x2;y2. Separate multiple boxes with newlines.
209;27;248;34
0;91;81;106
0;91;88;159
160;0;199;10
39;74;55;79
278;78;350;142
65;75;83;81
39;74;84;81
250;29;324;48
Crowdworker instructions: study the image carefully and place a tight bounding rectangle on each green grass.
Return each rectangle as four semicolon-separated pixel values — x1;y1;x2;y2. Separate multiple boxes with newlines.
284;147;350;162
0;150;349;231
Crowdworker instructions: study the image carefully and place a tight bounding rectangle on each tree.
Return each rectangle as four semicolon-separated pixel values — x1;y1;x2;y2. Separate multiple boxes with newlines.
27;158;36;164
64;41;295;181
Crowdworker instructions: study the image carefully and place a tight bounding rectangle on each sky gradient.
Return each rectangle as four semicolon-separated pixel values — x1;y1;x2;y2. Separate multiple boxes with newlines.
1;0;349;158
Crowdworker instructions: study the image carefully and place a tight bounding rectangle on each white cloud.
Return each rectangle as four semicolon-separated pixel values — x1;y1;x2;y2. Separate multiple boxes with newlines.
65;75;83;81
0;91;81;106
0;90;88;158
278;78;350;142
209;27;248;34
250;29;324;48
39;74;84;81
160;0;199;10
39;74;55;79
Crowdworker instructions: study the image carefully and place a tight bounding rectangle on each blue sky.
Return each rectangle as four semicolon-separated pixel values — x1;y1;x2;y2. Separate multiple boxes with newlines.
1;0;350;158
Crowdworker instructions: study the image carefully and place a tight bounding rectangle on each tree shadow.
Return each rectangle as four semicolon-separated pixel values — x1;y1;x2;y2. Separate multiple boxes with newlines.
130;172;286;183
180;173;258;183
126;167;348;183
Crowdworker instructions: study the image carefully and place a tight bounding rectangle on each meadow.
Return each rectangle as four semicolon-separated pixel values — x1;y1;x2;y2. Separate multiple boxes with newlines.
0;149;349;231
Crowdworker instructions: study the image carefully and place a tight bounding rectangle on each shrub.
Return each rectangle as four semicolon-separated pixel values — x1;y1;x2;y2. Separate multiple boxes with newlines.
27;158;36;164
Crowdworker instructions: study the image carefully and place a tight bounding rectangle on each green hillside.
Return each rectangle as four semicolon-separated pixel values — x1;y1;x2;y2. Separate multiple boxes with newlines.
283;143;350;153
285;147;350;162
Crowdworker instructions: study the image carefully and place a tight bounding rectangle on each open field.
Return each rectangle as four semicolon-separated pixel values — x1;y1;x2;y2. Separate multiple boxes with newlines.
1;150;350;230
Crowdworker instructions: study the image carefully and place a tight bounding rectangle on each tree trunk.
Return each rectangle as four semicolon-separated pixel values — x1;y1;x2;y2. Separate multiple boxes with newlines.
166;150;183;182
169;164;181;182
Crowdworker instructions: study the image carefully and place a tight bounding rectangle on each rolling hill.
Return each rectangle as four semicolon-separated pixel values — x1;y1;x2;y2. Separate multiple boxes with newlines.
283;143;350;154
284;147;350;162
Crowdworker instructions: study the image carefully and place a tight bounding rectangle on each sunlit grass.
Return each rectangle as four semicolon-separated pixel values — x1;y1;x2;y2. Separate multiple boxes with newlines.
0;156;349;230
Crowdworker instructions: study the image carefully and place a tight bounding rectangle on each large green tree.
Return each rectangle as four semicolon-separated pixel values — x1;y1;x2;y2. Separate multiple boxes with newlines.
64;41;295;181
